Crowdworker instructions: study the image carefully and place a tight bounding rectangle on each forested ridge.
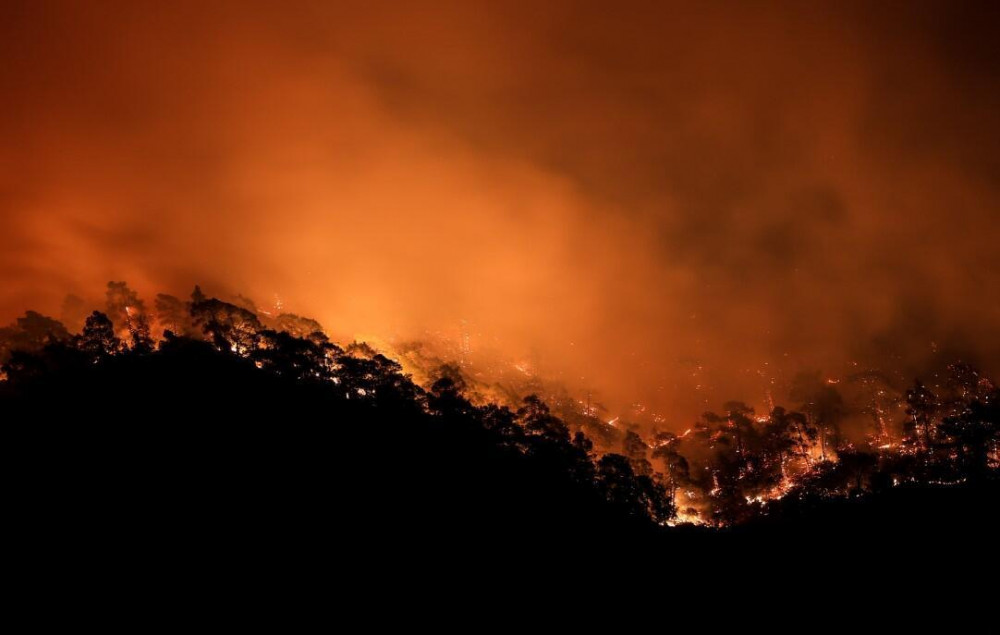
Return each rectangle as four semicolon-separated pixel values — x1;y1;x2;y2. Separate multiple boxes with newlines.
3;282;998;560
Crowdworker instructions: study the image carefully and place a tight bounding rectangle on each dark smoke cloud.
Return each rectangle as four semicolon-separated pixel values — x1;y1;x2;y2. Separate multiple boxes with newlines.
1;1;998;422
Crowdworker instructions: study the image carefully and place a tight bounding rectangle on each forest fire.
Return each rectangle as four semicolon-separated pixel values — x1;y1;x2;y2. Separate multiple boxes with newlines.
0;3;998;568
1;280;997;528
3;1;1000;435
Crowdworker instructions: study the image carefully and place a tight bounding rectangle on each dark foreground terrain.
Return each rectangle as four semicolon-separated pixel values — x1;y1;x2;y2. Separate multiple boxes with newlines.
4;336;997;580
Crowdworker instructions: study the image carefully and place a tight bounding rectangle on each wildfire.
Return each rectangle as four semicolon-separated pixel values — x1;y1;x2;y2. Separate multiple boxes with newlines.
666;507;706;527
1;279;996;531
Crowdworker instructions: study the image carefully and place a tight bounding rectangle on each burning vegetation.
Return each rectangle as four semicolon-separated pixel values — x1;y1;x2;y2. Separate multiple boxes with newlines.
2;281;997;531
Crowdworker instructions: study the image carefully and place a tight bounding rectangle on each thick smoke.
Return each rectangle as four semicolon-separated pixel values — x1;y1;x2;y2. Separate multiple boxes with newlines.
1;1;998;422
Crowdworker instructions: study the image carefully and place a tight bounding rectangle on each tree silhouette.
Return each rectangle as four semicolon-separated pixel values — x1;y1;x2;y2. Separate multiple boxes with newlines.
191;298;263;355
428;365;474;419
939;393;999;482
191;285;206;304
836;449;879;493
276;313;324;339
518;395;570;444
76;311;120;358
651;431;690;499
622;429;653;476
0;311;71;362
596;453;673;524
790;371;845;459
253;328;338;382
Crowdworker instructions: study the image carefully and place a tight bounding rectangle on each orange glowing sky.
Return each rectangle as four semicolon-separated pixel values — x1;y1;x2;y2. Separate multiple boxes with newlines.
2;1;999;420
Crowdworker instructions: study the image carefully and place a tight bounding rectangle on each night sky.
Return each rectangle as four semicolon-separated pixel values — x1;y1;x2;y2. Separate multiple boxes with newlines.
2;1;998;420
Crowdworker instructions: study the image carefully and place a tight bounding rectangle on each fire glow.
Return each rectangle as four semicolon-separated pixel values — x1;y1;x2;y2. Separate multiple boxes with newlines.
4;279;998;527
0;3;998;531
2;2;1000;427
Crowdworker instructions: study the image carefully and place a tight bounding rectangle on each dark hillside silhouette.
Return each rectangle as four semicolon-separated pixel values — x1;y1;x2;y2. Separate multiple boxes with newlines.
2;298;668;568
1;284;998;566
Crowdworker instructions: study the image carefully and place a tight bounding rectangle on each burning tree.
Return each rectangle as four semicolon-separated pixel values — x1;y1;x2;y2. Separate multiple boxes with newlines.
790;371;846;460
848;370;902;448
190;297;263;355
105;282;153;351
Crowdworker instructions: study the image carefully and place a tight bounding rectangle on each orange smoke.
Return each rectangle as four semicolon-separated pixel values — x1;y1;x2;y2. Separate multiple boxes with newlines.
1;1;998;424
